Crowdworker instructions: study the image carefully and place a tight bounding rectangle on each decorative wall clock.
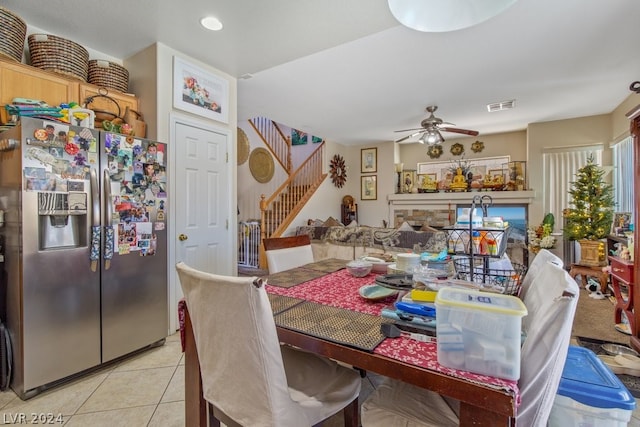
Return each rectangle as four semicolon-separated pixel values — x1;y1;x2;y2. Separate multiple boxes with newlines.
329;154;347;188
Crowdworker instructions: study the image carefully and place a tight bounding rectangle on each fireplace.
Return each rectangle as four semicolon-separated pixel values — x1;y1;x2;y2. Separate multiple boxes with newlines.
387;191;536;265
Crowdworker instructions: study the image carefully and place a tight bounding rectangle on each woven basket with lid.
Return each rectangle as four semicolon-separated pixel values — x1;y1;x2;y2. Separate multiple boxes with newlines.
28;33;89;81
0;7;27;62
88;60;129;93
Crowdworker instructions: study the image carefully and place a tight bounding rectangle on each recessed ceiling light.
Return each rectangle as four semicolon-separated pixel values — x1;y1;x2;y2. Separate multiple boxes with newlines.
201;16;223;31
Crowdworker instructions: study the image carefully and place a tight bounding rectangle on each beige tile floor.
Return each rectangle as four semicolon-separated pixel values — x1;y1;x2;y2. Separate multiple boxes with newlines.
0;333;186;426
0;331;638;426
0;332;377;427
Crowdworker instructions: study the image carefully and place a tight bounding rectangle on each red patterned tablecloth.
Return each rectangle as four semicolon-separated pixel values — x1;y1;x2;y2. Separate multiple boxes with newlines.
179;268;519;404
266;269;520;401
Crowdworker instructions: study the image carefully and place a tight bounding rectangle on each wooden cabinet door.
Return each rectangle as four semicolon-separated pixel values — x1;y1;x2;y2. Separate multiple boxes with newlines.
79;84;139;121
0;60;78;107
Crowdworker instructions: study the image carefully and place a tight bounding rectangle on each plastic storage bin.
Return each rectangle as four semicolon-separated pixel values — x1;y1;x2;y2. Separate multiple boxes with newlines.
548;346;636;427
435;287;527;380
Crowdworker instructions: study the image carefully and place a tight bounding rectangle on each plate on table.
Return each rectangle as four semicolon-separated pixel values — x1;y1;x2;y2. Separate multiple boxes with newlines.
358;284;398;301
374;273;414;290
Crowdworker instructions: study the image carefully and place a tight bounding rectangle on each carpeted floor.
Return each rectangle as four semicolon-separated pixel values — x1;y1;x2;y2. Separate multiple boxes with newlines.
571;286;640;396
572;287;630;345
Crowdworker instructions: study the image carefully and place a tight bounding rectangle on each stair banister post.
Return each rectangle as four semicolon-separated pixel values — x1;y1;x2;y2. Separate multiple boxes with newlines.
259;194;268;269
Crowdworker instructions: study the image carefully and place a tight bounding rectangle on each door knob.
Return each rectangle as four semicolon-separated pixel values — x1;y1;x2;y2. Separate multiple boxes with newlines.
178;234;188;241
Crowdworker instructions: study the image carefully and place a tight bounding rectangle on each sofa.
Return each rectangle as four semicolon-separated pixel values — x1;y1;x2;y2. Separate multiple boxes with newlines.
295;222;526;267
295;224;448;261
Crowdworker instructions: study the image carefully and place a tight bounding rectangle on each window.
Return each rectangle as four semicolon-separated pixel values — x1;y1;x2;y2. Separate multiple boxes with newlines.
612;136;634;217
543;146;603;232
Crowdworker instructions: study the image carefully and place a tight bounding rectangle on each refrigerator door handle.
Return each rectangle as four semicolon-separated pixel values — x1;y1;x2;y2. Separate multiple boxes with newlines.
103;168;114;270
89;168;100;272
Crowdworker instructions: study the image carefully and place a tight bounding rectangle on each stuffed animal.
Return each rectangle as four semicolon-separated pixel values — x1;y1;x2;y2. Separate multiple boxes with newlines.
587;277;605;299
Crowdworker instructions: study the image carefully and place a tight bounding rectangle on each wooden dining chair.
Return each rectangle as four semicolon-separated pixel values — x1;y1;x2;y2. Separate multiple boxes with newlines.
361;261;579;427
263;235;314;273
176;262;361;427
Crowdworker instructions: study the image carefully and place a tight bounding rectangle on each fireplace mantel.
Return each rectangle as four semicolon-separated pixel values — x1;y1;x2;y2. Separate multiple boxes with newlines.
388;190;535;206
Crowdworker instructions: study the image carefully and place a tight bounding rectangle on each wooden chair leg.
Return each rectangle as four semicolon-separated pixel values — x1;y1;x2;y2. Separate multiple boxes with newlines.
343;397;360;427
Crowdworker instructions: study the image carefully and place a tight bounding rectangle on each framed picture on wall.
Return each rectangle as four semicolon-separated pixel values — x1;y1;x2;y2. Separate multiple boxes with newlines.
291;129;308;145
612;212;632;235
402;169;416;193
173;56;229;123
361;148;377;173
361;175;377;200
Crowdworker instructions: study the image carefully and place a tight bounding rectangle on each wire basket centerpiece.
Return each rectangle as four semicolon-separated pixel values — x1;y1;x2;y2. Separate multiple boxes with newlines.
453;257;527;296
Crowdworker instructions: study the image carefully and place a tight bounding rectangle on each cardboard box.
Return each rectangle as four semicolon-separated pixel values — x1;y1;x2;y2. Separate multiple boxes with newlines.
549;346;636;427
435;287;527;380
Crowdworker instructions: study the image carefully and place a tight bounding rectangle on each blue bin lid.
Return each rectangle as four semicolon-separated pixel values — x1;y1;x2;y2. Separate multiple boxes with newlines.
557;346;636;411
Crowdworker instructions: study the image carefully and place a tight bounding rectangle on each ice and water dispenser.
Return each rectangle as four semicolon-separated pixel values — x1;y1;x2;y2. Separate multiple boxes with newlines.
38;191;87;250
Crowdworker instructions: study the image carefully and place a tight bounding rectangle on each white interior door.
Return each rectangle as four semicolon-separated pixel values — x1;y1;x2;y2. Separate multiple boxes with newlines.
171;118;233;329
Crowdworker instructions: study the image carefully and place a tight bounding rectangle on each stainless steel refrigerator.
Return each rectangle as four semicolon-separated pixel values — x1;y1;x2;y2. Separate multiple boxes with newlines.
0;117;168;399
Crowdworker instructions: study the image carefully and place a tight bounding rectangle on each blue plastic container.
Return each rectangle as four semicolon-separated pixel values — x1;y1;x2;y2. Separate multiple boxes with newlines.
548;345;636;426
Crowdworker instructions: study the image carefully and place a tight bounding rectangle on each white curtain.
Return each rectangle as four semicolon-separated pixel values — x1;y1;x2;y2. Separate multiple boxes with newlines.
612;136;634;215
543;147;602;232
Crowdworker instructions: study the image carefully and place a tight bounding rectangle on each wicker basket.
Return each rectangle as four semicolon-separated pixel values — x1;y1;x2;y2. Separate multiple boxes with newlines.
88;60;129;93
28;33;89;81
0;7;27;62
453;258;527;296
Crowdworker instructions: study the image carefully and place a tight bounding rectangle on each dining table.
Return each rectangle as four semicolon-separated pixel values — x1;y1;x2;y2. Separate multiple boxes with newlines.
179;259;520;426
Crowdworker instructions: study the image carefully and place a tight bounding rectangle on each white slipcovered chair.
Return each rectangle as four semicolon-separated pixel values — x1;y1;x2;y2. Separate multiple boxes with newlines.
518;248;563;300
361;260;579;427
176;262;361;427
264;235;315;273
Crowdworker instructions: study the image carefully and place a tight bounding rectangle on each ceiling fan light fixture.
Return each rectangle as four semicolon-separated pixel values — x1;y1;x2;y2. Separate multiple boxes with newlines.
420;129;443;145
387;0;519;33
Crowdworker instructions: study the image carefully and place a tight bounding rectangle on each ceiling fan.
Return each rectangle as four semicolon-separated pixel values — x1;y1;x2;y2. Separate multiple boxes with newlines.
394;105;479;144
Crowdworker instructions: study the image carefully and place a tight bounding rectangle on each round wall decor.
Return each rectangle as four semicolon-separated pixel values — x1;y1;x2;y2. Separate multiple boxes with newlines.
329;154;347;188
237;127;250;165
471;140;485;153
427;144;443;159
249;147;275;183
450;142;465;156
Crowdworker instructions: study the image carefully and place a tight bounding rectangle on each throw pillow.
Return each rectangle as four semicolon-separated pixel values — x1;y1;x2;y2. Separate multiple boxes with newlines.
323;216;342;227
397;221;414;231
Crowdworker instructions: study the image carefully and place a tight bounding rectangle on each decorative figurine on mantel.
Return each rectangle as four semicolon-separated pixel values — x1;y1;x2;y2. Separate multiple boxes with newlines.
482;173;505;191
449;167;468;191
418;174;438;193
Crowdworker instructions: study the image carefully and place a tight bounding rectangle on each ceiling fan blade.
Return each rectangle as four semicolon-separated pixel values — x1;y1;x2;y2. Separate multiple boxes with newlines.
439;126;479;136
394;127;424;133
394;131;423;143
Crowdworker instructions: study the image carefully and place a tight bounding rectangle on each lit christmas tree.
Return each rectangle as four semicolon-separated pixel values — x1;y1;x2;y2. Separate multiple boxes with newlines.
563;155;615;241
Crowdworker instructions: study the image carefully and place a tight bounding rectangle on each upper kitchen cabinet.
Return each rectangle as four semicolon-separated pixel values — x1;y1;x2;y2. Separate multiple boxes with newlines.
78;84;139;122
0;59;78;107
0;59;139;120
